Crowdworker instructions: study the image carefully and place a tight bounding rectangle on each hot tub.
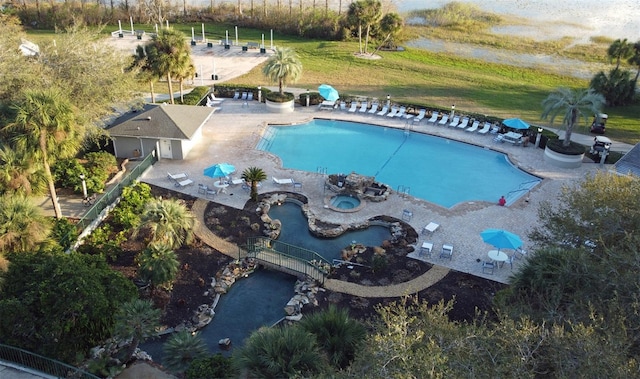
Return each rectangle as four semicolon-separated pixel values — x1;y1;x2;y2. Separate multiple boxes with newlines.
326;194;364;212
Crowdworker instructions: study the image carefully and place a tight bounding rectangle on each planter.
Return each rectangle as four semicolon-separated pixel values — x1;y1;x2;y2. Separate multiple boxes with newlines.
265;99;295;113
544;146;584;168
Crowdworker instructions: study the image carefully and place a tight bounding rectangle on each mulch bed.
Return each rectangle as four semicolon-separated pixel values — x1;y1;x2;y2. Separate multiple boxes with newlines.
110;185;507;329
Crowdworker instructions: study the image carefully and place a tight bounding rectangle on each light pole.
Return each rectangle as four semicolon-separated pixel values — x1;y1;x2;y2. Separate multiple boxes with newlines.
258;86;262;103
535;127;543;148
600;143;610;167
386;94;390;108
79;174;87;199
450;104;456;118
306;89;310;107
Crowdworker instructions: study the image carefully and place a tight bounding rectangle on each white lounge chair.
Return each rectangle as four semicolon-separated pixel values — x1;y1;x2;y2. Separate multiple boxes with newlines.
319;100;336;110
247;92;254;101
339;102;347;111
457;117;469;129
426;112;439;124
368;103;379;114
477;122;491;134
167;172;188;182
175;178;194;187
412;109;426;123
232;91;240;100
386;106;399;117
241;92;248;100
358;101;368;113
347;102;358;113
448;116;460;128
438;114;449;126
377;105;389;116
466;120;480;132
440;244;453;260
395;106;407;118
273;177;294;185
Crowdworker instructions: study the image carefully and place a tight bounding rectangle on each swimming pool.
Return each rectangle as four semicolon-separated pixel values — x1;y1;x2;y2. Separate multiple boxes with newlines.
258;119;540;208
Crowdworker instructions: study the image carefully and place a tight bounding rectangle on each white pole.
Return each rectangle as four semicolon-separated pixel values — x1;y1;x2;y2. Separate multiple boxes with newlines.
118;20;122;33
261;33;264;48
270;29;273;49
213;59;216;79
130;16;134;35
166;20;169;28
226;30;229;45
191;27;195;41
155;24;158;33
235;26;238;46
202;23;205;42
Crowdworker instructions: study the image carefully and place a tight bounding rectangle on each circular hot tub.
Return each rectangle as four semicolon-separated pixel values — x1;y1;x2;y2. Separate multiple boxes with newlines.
326;194;364;213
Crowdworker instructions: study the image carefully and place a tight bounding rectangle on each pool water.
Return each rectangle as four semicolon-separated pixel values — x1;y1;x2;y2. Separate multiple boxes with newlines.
331;194;361;209
258;119;540;207
269;202;390;261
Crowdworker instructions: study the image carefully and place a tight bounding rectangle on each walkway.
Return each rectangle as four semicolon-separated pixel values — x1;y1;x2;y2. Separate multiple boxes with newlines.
191;199;451;297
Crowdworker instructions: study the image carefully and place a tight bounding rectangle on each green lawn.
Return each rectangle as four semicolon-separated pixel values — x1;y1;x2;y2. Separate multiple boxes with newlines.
30;23;640;144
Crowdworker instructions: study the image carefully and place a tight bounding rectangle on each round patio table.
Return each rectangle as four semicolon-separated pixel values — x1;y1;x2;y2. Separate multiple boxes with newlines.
488;250;508;267
213;181;229;194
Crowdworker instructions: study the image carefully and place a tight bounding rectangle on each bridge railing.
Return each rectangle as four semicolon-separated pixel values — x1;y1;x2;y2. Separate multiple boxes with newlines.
246;237;331;283
0;343;99;379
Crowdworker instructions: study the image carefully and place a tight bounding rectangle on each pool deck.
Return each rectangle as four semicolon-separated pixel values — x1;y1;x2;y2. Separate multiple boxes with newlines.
140;100;628;285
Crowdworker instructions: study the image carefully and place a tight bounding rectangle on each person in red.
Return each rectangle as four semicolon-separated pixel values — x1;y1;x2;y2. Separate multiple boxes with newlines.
498;196;506;206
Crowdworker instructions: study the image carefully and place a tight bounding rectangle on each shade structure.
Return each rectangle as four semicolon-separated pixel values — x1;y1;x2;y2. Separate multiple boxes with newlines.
318;84;339;102
204;163;235;182
502;118;530;130
480;229;523;251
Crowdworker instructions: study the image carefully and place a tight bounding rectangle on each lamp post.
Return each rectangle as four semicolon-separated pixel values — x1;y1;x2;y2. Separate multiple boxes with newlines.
306;89;310;107
450;104;455;118
535;127;543;148
79;174;87;199
386;94;390;108
258;86;262;103
600;143;610;167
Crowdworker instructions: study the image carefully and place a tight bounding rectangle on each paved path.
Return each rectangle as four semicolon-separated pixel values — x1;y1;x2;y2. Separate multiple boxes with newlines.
191;198;451;297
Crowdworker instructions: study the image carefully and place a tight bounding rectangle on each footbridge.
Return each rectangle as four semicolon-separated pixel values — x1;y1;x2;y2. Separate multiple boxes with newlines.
245;237;331;284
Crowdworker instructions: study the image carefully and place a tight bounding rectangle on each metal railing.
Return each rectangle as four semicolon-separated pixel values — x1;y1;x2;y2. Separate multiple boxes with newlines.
75;152;157;230
0;344;99;379
245;237;330;283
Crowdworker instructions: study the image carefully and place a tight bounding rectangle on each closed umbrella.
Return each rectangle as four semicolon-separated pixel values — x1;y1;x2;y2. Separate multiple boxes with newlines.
502;118;530;130
318;84;339;102
204;163;236;183
480;229;523;252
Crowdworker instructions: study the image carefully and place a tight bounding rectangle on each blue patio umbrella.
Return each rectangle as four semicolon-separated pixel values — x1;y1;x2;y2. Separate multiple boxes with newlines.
480;229;523;252
204;163;236;183
318;84;339;102
502;118;530;130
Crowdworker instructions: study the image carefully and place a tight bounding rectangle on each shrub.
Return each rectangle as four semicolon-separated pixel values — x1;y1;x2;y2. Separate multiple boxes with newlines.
185;354;237;379
546;138;587;155
84;151;117;193
52;158;87;192
51;218;78;251
265;91;295;103
110;182;153;230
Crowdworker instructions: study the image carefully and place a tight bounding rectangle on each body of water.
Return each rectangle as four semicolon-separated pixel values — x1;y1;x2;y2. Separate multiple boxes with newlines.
259;119;540;208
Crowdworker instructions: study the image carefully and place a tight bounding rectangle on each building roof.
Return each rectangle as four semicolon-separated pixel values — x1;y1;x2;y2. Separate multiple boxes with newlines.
106;103;214;140
614;143;640;176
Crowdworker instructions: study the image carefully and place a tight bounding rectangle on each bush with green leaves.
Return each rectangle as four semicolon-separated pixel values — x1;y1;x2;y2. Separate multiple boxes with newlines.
110;182;153;230
233;325;329;378
84;151;117;193
136;243;180;290
163;330;209;374
76;224;126;262
185;354;237;379
50;217;78;251
52;158;87;192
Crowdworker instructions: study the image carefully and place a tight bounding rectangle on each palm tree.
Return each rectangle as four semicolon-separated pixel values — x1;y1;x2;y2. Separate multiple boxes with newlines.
0;145;47;196
607;38;632;70
136;198;196;249
233;326;329;377
541;88;605;148
241;167;267;202
135;243;180;290
175;62;196;104
131;45;160;104
146;29;193;105
0;194;52;254
112;299;161;363
348;0;382;54
4;89;82;219
627;40;640;84
299;304;366;369
262;47;303;95
163;330;209;374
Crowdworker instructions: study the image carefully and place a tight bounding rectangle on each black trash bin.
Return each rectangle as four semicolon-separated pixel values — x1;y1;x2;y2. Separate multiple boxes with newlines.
224;44;230;50
207;42;213;48
191;40;196;46
211;75;218;80
242;46;248;52
260;48;266;54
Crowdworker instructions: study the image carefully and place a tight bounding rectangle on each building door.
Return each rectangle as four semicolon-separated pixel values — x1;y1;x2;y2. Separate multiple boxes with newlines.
160;139;173;159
